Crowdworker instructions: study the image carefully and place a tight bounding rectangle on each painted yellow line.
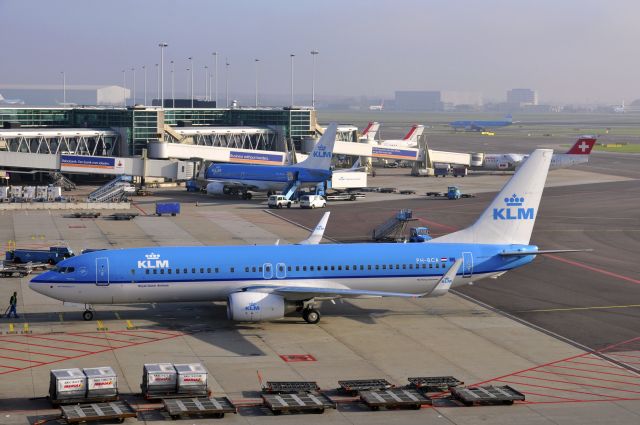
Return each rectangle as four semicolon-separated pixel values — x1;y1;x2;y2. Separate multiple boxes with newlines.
520;304;640;313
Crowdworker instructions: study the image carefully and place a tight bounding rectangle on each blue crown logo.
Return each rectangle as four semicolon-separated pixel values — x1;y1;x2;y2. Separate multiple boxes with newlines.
316;144;327;151
504;194;524;207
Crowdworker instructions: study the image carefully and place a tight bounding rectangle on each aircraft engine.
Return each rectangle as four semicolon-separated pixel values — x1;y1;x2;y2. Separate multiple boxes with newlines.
227;292;285;322
206;182;226;195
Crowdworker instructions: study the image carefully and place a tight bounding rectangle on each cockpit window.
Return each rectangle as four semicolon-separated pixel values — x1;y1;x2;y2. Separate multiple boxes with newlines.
57;267;75;274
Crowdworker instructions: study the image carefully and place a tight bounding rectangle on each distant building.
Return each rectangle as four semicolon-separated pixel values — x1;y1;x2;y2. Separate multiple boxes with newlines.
0;84;129;106
441;91;483;107
394;91;443;111
507;88;538;106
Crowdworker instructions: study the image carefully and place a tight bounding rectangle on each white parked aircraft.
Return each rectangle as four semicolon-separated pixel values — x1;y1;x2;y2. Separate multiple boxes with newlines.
378;124;425;148
0;93;24;105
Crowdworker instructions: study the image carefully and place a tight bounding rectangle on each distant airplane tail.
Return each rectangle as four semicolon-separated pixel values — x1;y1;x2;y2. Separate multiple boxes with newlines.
297;123;337;170
402;125;425;142
504;114;513;122
431;149;553;245
0;93;4;101
566;136;596;155
361;122;380;141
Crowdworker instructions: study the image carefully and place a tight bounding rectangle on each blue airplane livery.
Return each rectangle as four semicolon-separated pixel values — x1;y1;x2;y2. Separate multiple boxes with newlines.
203;123;338;198
449;114;513;132
30;149;587;324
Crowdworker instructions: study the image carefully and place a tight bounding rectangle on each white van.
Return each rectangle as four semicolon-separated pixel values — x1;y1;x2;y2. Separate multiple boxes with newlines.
300;195;326;209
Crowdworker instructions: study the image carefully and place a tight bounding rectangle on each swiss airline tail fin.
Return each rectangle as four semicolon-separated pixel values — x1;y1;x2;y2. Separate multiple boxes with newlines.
566;136;597;155
402;125;425;141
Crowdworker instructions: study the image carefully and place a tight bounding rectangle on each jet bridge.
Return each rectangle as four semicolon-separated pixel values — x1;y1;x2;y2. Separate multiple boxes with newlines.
0;128;119;156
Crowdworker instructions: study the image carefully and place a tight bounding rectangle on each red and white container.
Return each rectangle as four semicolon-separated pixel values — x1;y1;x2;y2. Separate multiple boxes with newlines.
142;363;177;395
174;363;208;395
49;368;86;400
84;366;118;398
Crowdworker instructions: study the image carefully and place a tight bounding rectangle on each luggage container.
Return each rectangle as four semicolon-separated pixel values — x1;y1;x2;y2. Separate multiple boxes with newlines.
48;186;62;200
174;363;208;396
155;202;180;216
36;186;48;200
10;186;23;199
142;363;177;397
84;366;118;399
23;186;36;200
0;186;8;200
50;368;86;401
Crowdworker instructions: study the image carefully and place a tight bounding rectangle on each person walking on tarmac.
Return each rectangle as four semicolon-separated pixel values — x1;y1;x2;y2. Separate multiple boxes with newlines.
5;292;19;318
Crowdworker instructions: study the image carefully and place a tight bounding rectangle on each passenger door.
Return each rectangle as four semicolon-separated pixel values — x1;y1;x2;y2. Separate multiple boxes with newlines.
95;257;110;286
462;252;473;278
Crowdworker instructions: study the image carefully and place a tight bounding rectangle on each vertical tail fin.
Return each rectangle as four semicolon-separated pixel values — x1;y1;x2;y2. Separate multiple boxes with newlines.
361;122;380;141
297;123;337;170
431;149;553;245
566;136;596;154
504;114;513;122
402;125;425;141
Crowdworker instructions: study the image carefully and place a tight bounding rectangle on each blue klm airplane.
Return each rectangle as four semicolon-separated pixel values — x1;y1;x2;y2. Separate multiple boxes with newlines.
30;149;586;324
449;114;513;132
203;123;338;199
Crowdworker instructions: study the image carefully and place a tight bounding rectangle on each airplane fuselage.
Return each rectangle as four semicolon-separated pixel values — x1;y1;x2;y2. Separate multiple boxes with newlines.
450;120;512;131
30;243;536;305
205;163;332;192
474;153;589;172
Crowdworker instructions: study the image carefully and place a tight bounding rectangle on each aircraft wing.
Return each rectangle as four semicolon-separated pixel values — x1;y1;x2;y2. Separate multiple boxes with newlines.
500;249;592;256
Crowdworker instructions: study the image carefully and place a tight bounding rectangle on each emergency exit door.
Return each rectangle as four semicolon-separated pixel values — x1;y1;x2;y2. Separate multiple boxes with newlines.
462;252;473;278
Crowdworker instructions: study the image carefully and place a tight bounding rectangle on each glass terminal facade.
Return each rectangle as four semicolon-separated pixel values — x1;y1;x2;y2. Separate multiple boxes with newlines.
0;107;315;156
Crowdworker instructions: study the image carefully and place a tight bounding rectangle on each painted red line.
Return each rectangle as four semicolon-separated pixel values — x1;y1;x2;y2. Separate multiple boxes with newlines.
496;378;621;400
132;203;148;216
593;336;640;353
602;352;640;361
25;335;117;349
515;374;640;395
0;365;20;370
518;390;582;402
545;364;640;380
416;217;458;232
1;339;94;354
522;397;640;405
0;346;70;359
0;354;44;364
546;254;640;285
530;369;640;387
109;330;160;340
566;359;638;371
66;333;137;345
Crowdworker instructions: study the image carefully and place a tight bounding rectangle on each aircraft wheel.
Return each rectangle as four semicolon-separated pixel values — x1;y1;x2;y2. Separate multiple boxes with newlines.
303;308;321;324
82;310;94;321
245;192;252;200
286;203;291;208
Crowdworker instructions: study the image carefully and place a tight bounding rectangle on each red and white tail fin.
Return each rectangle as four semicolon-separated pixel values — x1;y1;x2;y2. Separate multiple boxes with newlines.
566;136;596;154
402;124;425;142
361;122;380;141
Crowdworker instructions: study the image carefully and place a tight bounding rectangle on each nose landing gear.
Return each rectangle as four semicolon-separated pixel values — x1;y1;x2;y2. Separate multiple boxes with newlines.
302;308;321;324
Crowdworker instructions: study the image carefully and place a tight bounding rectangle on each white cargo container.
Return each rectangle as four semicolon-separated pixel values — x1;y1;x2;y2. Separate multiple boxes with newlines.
36;186;48;200
330;171;367;189
174;363;208;395
142;363;177;395
84;366;118;398
47;186;62;200
23;186;36;200
49;368;86;400
0;186;8;200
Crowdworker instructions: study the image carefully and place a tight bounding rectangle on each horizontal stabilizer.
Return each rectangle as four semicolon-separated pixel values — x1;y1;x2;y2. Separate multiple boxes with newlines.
500;249;593;256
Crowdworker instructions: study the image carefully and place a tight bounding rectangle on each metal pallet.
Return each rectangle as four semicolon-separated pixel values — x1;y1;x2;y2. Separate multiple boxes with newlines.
360;388;430;411
338;379;393;395
262;392;335;415
407;376;463;392
263;381;319;394
49;395;119;407
60;401;136;423
163;397;236;420
451;385;525;406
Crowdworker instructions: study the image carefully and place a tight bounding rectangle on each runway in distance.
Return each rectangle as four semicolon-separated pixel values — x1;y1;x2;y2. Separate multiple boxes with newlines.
203;123;338;198
30;149;587;324
474;136;597;171
450;114;513;132
377;124;425;148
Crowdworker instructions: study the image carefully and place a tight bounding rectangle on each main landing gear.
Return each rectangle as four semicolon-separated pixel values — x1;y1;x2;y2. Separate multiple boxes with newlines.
82;305;95;321
302;308;321;324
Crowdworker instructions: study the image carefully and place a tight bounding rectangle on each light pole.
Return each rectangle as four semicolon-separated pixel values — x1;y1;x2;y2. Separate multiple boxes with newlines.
186;67;190;102
131;67;136;105
122;70;127;107
254;58;260;107
142;65;147;105
159;42;168;107
61;71;66;104
155;64;159;105
188;57;194;108
204;66;208;101
170;60;175;108
290;54;295;107
212;52;218;106
225;58;229;107
310;50;319;108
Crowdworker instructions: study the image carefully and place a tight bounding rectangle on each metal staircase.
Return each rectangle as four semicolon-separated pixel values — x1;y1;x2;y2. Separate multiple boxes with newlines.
88;175;134;202
372;209;417;242
48;172;76;191
281;179;302;200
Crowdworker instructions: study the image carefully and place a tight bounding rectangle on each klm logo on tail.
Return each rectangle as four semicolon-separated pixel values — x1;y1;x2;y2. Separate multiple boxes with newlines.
493;194;535;220
312;144;332;158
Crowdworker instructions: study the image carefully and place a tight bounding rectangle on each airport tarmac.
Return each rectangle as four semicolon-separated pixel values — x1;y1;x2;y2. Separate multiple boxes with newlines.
0;146;639;424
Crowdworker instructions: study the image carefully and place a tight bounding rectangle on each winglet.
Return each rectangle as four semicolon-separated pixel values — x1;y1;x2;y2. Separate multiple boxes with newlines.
297;212;330;245
427;258;463;297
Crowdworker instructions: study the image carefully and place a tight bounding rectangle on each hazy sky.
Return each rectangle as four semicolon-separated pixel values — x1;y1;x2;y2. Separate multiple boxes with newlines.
1;0;637;104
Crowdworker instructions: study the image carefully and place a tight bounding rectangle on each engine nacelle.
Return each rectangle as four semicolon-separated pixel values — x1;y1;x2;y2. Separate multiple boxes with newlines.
206;182;226;195
227;292;285;322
